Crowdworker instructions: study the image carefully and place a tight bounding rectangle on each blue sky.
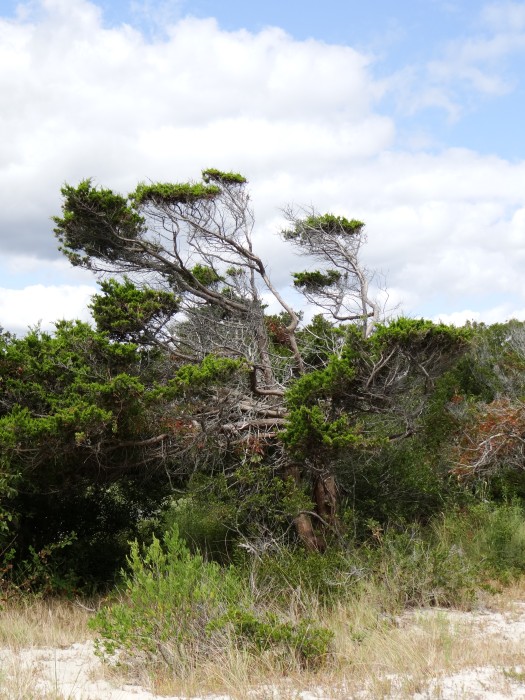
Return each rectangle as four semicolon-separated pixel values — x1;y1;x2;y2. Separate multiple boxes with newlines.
0;0;525;332
4;0;524;158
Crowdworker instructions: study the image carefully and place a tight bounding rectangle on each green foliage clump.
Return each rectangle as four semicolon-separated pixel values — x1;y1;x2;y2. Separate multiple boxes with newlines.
284;317;470;500
53;180;144;268
131;181;220;205
0;457;18;541
7;533;78;597
163;494;236;562
335;439;449;530
292;270;341;291
352;501;525;612
285;353;355;411
211;609;333;668
92;527;332;672
225;460;312;534
90;278;179;342
190;263;223;287
202;168;247;185
168;462;312;551
174;354;245;393
0;322;177;590
282;214;364;241
369;317;471;355
282;405;363;461
282;346;366;463
92;527;243;668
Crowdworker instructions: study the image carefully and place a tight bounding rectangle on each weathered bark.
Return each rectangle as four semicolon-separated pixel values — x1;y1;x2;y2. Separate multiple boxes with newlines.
283;464;332;552
313;473;338;526
293;512;325;552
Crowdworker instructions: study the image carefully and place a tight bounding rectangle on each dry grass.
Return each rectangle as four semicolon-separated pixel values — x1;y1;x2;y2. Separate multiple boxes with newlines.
312;580;525;699
2;585;525;699
0;597;95;650
0;597;97;699
157;580;525;699
484;576;525;611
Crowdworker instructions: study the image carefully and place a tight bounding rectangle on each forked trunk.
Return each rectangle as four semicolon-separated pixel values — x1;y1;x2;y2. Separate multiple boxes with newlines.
285;465;340;552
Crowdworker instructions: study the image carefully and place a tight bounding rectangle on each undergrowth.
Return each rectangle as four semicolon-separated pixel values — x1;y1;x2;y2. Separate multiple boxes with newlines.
89;499;525;691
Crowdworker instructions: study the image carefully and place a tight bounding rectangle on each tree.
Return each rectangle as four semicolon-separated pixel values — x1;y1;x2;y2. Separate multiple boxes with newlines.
53;170;387;548
0;321;247;587
53;170;469;552
450;321;525;486
282;211;380;337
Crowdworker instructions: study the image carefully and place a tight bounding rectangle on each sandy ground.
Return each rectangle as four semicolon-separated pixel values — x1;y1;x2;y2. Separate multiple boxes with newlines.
3;605;525;699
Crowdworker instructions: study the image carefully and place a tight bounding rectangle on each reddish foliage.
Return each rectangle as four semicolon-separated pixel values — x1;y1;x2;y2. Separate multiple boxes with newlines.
452;398;525;480
266;318;290;348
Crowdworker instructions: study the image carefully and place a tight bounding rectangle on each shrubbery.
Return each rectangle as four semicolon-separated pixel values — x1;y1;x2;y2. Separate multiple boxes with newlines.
6;285;525;689
92;527;334;674
90;499;525;686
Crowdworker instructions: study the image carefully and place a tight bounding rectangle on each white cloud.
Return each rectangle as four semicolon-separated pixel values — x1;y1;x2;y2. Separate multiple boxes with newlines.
432;309;482;326
481;2;525;32
0;5;389;260
0;1;525;333
0;284;96;335
434;304;525;327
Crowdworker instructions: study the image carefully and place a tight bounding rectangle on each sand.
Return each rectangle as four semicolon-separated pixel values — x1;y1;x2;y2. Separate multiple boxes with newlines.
3;604;525;698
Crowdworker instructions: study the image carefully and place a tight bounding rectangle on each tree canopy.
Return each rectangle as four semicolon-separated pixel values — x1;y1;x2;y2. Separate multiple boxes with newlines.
1;169;513;592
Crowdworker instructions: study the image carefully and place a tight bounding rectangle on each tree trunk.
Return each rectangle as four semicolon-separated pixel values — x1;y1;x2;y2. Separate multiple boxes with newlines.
284;464;336;552
293;512;325;552
313;473;338;526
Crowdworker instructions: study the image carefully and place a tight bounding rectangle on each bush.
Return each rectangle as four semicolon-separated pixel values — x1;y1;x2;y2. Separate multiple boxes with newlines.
438;501;525;582
92;527;243;671
92;527;334;674
210;608;333;668
360;501;525;611
366;526;478;609
244;546;358;609
163;495;236;562
335;439;449;531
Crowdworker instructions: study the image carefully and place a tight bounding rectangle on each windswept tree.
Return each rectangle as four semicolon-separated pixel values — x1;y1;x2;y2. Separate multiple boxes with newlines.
283;211;380;337
53;169;386;547
53;170;467;551
56;171;301;388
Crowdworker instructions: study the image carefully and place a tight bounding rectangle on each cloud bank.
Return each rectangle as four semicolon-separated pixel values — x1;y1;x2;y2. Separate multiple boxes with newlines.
1;0;524;333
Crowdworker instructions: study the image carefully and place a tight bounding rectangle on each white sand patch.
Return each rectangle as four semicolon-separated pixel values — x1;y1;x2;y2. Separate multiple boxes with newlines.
0;641;327;699
3;604;525;698
0;641;228;699
415;666;525;699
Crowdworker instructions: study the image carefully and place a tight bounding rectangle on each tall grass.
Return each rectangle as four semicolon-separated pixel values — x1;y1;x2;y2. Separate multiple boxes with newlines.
87;500;525;695
3;501;525;698
0;598;93;649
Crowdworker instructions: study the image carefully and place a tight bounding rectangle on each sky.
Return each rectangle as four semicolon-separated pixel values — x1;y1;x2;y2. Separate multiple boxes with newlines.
1;0;525;334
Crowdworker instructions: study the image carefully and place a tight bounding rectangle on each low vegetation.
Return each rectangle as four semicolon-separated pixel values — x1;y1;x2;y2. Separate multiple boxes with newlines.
2;170;525;696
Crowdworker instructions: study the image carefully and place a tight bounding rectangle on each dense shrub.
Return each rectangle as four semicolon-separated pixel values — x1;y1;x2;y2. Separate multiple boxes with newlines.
92;527;243;670
210;608;333;668
365;526;478;609
92;527;334;674
437;501;525;582
244;546;357;608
